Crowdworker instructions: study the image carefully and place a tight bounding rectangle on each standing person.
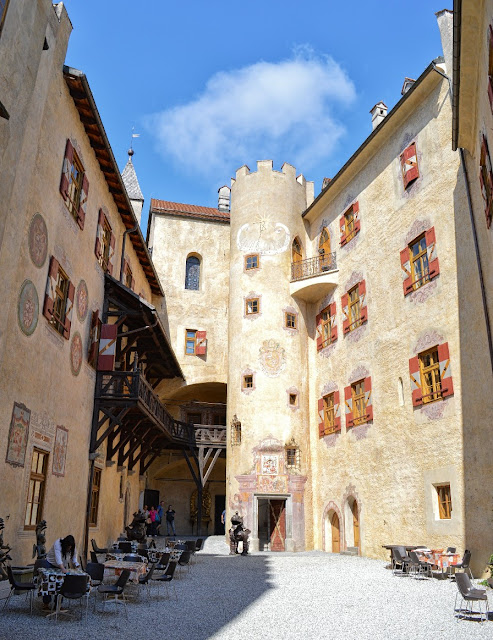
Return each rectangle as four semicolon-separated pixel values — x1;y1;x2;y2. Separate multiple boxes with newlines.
143;505;150;536
149;506;157;537
43;535;80;609
165;505;176;537
156;501;164;536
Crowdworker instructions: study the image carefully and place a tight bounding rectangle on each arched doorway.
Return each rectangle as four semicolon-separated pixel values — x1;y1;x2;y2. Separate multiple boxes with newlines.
324;509;340;552
344;497;360;552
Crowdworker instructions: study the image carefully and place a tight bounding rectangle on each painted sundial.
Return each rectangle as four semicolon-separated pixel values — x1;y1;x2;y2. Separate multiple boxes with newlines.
237;214;290;255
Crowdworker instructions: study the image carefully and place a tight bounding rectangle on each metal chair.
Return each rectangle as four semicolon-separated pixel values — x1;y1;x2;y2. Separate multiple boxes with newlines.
408;551;432;579
391;548;409;576
90;551;101;564
151;561;177;599
449;550;473;579
138;563;156;600
155;552;170;572
97;569;130;618
454;573;488;623
54;574;89;622
91;539;108;554
177;550;192;575
85;561;104;586
195;538;204;552
2;565;36;614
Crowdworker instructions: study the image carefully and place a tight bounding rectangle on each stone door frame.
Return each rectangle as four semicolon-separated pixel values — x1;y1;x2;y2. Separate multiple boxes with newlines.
250;493;293;552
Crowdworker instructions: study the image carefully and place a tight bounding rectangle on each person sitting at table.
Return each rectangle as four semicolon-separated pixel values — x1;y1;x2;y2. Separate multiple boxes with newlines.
42;535;80;609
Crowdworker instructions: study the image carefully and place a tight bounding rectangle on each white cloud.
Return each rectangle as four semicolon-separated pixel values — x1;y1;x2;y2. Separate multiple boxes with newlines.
147;47;355;180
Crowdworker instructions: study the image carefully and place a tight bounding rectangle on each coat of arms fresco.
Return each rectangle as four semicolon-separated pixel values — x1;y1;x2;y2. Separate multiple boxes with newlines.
259;339;286;377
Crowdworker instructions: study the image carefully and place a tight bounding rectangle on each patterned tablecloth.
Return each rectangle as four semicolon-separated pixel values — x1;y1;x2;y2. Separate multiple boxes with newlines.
147;548;182;563
417;551;460;570
104;559;147;582
37;568;91;597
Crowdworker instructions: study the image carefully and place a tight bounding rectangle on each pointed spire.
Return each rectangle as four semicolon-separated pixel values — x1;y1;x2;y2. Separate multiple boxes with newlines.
122;149;144;201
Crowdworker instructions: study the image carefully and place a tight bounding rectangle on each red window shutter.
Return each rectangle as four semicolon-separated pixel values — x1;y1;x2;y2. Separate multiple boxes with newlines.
77;173;89;230
318;398;325;437
97;324;117;371
107;231;116;275
353;201;361;235
364;376;373;421
358;280;367;324
59;139;74;200
334;390;341;432
95;209;104;259
400;247;413;296
88;310;99;366
315;313;323;351
344;385;353;428
340;215;347;246
63;280;75;339
437;342;454;398
341;293;349;334
43;256;59;320
329;302;338;343
425;227;440;279
196;331;207;355
409;356;423;406
401;142;419;188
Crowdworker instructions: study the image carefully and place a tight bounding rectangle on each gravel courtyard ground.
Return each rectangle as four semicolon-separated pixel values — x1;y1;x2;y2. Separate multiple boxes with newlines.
1;536;492;640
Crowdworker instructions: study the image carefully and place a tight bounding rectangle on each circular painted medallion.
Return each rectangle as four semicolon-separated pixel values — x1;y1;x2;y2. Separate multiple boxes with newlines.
76;279;89;322
28;213;48;268
70;331;83;376
17;280;39;336
259;339;286;377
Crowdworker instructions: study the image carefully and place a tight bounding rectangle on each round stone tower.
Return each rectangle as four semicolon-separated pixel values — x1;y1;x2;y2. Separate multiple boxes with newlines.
226;160;314;552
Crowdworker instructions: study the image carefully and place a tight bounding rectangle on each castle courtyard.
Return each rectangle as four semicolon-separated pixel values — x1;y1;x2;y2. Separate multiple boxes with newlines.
1;537;492;640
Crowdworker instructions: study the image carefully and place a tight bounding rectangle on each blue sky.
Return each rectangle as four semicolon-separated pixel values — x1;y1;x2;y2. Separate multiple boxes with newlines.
62;1;449;230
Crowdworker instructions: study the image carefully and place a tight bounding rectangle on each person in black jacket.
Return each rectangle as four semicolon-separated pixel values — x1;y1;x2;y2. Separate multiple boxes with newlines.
165;505;176;536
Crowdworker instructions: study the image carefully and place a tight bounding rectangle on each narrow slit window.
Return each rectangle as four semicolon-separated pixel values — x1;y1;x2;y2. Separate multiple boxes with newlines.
185;256;200;290
185;329;197;355
436;484;452;519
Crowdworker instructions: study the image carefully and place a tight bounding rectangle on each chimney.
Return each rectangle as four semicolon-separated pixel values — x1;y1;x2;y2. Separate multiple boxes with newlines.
322;177;331;190
370;101;388;130
401;77;416;95
436;9;453;76
218;185;231;212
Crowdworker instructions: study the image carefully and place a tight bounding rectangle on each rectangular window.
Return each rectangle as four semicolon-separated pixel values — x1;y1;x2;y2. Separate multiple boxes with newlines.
124;263;133;289
187;413;202;425
185;329;197;355
344;207;356;242
99;217;112;272
286;447;300;469
352;380;366;426
436;484;452;519
320;306;333;347
323;393;336;434
24;449;48;529
246;298;259;315
419;347;442;403
243;375;253;389
409;234;430;290
285;312;297;329
89;467;102;527
245;254;259;270
348;285;361;331
289;393;298;406
51;265;69;336
66;150;84;220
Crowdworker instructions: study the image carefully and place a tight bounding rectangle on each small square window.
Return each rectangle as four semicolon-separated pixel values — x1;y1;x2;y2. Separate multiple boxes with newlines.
436;484;452;519
185;329;197;355
246;298;259;315
285;312;297;329
245;254;259;270
289;393;298;406
243;375;253;389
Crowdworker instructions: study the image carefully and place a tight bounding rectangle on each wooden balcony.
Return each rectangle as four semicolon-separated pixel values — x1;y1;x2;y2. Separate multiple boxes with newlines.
290;253;338;302
194;424;227;448
96;370;194;447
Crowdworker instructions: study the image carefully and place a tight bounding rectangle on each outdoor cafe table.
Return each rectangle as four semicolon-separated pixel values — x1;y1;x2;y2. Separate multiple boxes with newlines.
37;567;91;598
416;550;461;574
104;559;147;583
148;547;182;563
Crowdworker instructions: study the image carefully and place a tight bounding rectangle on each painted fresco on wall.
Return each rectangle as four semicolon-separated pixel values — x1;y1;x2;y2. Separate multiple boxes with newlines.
75;280;89;321
6;402;31;467
28;213;48;268
70;331;83;376
52;425;68;477
237;216;290;255
17;280;39;336
259;339;286;377
261;454;279;475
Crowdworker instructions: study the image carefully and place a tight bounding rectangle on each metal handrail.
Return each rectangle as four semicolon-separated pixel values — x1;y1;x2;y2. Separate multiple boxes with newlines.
291;252;337;282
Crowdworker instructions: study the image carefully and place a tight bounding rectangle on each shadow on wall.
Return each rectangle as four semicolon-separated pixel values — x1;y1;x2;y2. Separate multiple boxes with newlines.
454;159;493;576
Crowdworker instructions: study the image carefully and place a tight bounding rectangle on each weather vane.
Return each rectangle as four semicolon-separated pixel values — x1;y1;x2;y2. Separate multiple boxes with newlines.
128;126;140;157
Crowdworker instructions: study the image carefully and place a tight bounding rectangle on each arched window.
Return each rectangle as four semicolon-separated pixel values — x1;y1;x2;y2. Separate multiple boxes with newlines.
292;237;303;263
185;255;200;290
319;228;331;255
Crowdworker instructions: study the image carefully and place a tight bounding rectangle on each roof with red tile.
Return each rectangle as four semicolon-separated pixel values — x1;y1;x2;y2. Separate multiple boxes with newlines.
150;198;230;222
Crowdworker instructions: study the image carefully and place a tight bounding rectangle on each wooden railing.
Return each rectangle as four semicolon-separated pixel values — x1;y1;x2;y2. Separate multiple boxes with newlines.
291;252;337;282
194;424;227;447
97;371;194;446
